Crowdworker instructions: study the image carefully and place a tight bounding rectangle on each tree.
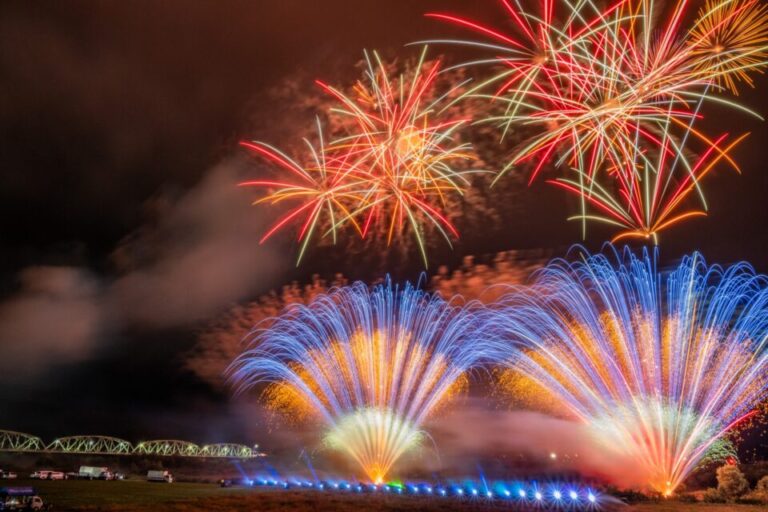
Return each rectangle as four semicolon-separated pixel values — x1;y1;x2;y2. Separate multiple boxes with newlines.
716;464;749;501
752;475;768;502
702;487;725;503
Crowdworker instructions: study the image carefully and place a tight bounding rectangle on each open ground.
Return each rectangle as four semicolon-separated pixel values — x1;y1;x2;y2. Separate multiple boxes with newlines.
11;479;765;512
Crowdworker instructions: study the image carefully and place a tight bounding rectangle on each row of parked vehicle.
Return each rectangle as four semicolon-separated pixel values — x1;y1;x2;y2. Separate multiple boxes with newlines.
0;468;174;510
28;467;125;481
26;467;173;483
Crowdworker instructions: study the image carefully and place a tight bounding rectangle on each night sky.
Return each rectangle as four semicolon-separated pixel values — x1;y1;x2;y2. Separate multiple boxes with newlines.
1;0;768;455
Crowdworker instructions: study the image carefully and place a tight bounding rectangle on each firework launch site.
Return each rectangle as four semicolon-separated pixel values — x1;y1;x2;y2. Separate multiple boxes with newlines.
1;470;765;512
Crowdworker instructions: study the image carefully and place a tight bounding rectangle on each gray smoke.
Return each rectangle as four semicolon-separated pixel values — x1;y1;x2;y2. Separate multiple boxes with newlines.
0;158;284;380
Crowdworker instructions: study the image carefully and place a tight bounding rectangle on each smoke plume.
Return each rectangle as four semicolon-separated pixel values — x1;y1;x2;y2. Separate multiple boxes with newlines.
0;158;283;380
413;402;652;490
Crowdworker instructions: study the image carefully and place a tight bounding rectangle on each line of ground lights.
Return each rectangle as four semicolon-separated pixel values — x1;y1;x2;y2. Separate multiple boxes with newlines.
240;476;602;508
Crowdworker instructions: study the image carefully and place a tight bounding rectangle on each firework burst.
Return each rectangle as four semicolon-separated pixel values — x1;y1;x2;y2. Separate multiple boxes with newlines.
239;119;367;264
490;246;768;494
241;47;480;266
549;122;748;243
427;0;766;240
229;279;496;483
426;1;712;179
689;0;768;95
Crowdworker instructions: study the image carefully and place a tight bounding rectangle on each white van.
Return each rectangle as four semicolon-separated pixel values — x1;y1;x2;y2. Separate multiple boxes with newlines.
78;466;111;480
146;470;173;483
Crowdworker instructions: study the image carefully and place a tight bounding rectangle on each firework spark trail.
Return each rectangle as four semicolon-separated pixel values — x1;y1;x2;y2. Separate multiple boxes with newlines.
241;47;481;267
689;0;768;95
426;0;768;240
426;1;715;178
239;118;370;264
229;279;500;483
489;245;768;494
549;125;749;243
316;48;479;263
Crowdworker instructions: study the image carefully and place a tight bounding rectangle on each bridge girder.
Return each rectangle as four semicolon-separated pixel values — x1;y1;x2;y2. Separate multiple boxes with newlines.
199;443;258;458
46;435;133;454
0;429;261;458
133;439;200;457
0;430;45;452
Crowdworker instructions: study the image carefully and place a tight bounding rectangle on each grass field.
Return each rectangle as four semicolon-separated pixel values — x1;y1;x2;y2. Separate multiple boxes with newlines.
12;479;766;512
626;506;765;512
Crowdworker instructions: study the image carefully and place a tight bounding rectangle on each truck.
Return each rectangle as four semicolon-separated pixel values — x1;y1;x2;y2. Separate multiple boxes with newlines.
77;466;112;480
0;487;46;510
146;470;173;483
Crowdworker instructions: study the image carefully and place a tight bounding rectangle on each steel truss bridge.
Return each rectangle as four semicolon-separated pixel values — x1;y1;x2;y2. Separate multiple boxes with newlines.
0;430;263;459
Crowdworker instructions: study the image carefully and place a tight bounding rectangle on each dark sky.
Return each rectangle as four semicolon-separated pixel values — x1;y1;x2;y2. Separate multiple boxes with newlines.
1;0;767;455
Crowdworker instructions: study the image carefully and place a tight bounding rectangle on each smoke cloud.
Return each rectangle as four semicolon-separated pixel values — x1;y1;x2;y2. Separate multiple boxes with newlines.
110;159;283;328
0;158;284;380
411;402;651;489
0;266;103;377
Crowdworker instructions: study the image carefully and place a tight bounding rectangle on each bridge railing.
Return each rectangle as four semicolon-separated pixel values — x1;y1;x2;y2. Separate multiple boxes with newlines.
0;430;262;459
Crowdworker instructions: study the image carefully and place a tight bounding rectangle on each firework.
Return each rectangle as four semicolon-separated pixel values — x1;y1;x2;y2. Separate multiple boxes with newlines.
549;123;748;243
229;279;496;483
490;246;768;494
689;0;768;95
240;118;367;264
241;47;480;266
427;1;765;239
426;1;709;179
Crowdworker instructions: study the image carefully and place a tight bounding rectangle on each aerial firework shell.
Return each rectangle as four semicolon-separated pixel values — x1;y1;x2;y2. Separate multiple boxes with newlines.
427;0;765;241
427;0;717;181
689;0;768;95
229;278;498;483
241;47;481;267
489;245;768;494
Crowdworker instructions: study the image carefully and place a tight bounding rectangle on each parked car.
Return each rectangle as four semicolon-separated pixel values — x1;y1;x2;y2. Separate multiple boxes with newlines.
146;470;173;483
29;471;64;481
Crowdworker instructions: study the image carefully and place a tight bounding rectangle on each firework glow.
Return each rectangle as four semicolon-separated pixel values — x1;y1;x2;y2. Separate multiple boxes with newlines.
489;245;768;494
426;0;768;241
689;0;768;95
241;47;481;266
229;279;497;484
10;0;768;509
